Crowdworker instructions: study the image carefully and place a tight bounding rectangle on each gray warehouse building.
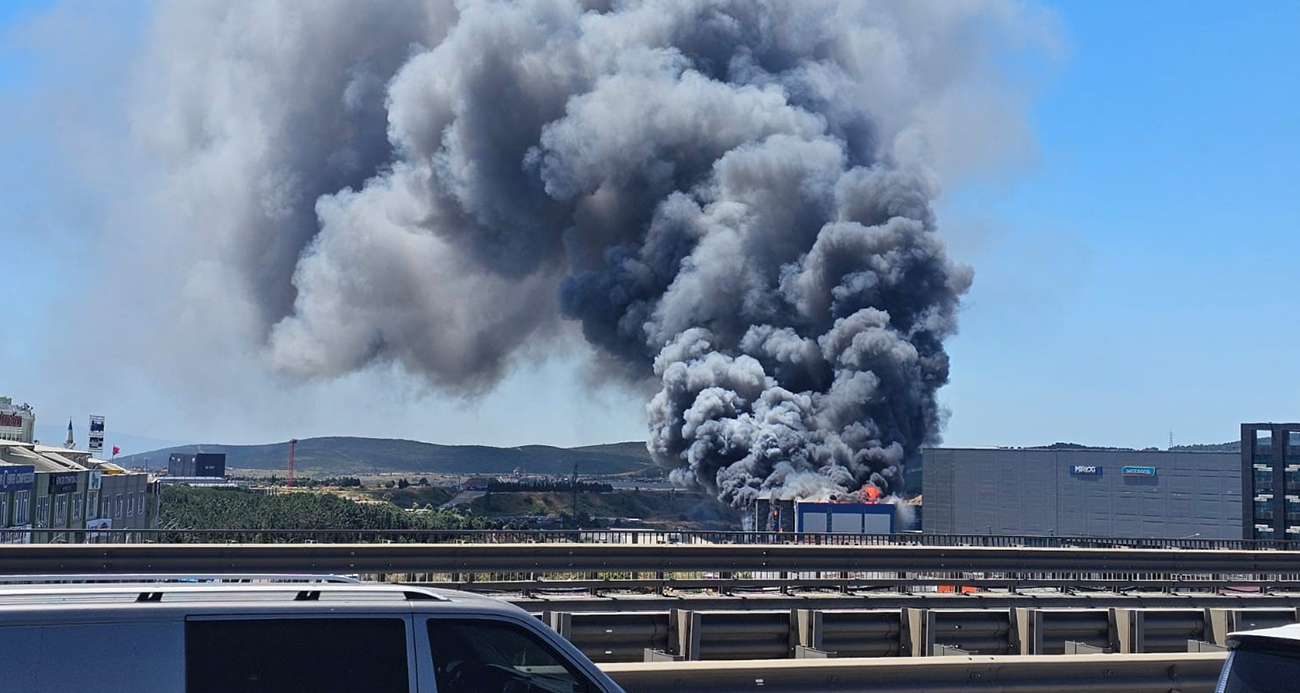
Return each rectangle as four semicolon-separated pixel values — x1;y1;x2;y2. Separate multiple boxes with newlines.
922;447;1240;539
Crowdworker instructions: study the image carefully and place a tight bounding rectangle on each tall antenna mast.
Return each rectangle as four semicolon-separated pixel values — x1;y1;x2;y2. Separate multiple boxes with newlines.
1168;430;1174;450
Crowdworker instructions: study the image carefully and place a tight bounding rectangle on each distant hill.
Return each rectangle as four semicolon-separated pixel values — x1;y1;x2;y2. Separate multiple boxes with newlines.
1029;442;1133;451
570;441;651;460
1029;441;1241;453
116;437;659;476
1170;441;1241;452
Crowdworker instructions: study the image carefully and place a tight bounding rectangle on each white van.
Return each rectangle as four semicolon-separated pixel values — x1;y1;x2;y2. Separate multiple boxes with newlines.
0;576;626;693
1217;622;1300;693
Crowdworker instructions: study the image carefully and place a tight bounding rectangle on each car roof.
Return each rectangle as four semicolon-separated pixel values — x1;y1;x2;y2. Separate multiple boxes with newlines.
1230;623;1300;646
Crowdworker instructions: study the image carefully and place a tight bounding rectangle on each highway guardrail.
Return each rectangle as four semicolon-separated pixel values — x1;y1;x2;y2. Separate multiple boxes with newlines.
600;652;1226;693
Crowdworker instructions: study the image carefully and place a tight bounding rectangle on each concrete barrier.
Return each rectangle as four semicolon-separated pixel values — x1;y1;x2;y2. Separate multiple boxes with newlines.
601;652;1226;693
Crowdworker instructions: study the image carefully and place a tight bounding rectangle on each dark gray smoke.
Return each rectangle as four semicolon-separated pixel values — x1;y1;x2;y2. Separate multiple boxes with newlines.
138;0;1044;507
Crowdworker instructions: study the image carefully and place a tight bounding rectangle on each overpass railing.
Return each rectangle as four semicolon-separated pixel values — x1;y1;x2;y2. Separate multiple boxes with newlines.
3;541;1300;578
9;527;1300;550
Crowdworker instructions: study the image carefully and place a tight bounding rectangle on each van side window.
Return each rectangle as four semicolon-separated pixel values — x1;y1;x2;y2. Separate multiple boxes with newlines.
186;618;409;693
428;619;594;693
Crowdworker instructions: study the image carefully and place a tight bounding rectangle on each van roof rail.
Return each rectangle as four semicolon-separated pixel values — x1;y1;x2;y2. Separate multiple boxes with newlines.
0;574;363;585
0;581;449;605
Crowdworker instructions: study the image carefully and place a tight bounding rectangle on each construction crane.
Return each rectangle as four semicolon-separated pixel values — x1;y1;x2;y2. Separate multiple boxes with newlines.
287;438;298;488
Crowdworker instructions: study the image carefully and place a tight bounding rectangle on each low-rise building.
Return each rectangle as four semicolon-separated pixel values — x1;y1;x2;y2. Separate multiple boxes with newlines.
0;397;35;444
0;462;34;543
167;452;227;478
0;440;159;542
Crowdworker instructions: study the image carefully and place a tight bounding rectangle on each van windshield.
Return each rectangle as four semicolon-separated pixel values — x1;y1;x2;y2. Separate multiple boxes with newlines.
1218;648;1300;693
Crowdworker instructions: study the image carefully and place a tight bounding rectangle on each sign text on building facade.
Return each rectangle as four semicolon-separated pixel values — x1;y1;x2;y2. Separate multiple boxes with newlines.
47;473;79;494
0;465;34;491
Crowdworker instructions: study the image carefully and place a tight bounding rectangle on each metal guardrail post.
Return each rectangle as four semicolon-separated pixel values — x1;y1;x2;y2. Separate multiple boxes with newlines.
643;649;684;662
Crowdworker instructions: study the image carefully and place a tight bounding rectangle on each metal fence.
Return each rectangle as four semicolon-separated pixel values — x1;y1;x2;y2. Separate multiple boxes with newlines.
4;526;1299;550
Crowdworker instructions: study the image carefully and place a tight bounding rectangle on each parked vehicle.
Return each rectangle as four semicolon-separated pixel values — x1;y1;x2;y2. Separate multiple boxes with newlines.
0;575;624;693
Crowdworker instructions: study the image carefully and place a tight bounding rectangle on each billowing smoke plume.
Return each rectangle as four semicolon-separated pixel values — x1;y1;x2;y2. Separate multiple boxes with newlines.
137;0;1043;507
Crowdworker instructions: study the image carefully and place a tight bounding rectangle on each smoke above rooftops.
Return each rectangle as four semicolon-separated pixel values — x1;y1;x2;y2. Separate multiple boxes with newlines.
126;0;1048;507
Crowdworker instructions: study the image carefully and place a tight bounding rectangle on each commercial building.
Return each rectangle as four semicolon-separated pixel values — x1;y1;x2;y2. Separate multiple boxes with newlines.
0;463;34;543
96;463;156;533
0;397;35;444
751;497;897;534
168;452;226;478
0;440;159;542
922;447;1241;539
1241;423;1300;541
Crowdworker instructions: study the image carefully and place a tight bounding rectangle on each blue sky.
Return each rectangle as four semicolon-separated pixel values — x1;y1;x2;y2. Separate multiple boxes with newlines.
939;0;1300;448
1;1;1297;452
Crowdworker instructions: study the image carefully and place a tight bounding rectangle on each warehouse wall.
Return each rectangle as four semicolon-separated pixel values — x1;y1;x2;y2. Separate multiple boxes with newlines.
921;448;1241;539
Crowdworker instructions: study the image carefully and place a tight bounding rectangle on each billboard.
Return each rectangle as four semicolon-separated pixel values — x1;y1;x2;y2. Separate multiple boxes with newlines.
195;453;227;478
0;465;34;492
0;406;33;443
47;473;79;494
1070;465;1103;476
1121;466;1157;477
85;517;112;542
88;415;105;456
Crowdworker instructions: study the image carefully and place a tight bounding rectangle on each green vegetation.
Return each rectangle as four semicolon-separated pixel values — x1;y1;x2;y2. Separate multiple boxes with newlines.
159;486;496;538
358;485;456;510
1170;441;1241;452
120;437;657;476
468;490;738;529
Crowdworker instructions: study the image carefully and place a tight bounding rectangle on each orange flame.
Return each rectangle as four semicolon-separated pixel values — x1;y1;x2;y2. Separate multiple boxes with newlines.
863;485;882;503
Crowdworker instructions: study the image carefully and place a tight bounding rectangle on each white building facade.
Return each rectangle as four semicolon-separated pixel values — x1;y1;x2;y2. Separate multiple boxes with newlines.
0;397;35;444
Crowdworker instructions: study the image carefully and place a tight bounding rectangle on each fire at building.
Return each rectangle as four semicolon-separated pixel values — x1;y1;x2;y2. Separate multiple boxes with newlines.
751;490;898;535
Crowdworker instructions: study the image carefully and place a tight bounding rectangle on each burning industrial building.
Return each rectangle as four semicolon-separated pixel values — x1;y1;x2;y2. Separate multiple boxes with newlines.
135;1;1046;513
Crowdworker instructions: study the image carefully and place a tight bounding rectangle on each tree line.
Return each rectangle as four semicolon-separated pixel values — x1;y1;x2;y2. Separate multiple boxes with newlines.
158;486;499;542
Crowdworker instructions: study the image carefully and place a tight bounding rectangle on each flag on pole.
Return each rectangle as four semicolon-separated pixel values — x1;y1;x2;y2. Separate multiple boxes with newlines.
112;446;120;457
